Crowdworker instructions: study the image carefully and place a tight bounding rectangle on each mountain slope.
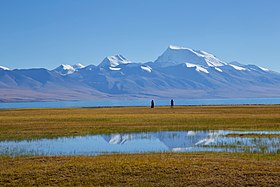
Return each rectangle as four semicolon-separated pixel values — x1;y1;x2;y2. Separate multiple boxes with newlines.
1;45;280;102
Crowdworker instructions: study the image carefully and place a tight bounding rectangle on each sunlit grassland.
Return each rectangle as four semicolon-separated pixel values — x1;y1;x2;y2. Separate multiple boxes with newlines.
0;105;280;140
0;105;280;186
1;152;280;186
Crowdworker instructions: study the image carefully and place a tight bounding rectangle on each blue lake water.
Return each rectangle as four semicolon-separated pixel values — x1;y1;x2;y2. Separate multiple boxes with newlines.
1;131;279;156
1;98;280;109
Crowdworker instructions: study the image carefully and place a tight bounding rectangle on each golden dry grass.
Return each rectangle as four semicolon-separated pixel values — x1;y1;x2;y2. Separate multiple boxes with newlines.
1;153;280;186
1;105;280;186
226;133;280;138
0;105;280;140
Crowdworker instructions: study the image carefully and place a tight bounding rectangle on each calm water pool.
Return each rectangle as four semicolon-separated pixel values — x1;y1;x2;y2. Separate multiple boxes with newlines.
0;130;279;156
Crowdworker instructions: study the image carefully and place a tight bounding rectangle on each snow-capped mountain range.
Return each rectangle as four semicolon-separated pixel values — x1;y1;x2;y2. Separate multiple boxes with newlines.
1;45;280;102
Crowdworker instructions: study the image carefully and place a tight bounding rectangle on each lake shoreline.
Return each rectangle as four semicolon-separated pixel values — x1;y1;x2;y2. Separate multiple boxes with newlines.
1;97;280;109
1;103;280;110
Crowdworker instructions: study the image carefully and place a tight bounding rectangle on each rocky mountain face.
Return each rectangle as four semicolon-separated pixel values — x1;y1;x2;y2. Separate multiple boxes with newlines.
1;45;280;102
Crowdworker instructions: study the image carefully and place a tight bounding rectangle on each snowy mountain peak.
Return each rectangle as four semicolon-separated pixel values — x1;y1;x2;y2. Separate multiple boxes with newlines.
54;64;75;75
62;64;75;71
99;55;131;69
1;45;280;103
168;45;192;50
0;65;10;70
53;63;85;75
155;45;226;68
73;63;85;69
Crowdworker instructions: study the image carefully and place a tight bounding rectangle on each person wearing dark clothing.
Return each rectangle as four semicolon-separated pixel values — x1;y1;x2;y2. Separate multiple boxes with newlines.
151;100;154;108
171;99;174;108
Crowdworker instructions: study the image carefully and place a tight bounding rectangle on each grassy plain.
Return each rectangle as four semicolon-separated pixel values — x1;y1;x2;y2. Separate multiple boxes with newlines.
1;105;280;186
0;105;280;140
1;153;280;186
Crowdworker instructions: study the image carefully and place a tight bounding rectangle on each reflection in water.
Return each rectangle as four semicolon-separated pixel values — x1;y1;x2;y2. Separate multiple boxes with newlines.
0;130;279;156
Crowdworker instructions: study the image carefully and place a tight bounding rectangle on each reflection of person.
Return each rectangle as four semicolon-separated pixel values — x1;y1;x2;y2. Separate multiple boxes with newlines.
171;99;174;108
151;100;154;108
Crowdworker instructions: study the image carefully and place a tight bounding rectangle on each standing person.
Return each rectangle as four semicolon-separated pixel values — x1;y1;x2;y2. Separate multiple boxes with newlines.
151;100;154;108
171;99;174;108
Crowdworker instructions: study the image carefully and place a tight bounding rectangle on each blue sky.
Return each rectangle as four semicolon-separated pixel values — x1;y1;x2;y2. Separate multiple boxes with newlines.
0;0;280;71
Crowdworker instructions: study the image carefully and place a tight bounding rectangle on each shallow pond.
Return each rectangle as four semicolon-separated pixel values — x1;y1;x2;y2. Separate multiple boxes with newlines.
0;131;279;156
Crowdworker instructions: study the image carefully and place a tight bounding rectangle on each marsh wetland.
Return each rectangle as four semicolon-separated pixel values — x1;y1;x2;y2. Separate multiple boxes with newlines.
0;105;280;186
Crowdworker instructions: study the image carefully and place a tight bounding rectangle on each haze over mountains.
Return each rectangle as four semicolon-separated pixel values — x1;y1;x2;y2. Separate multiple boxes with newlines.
1;45;280;102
